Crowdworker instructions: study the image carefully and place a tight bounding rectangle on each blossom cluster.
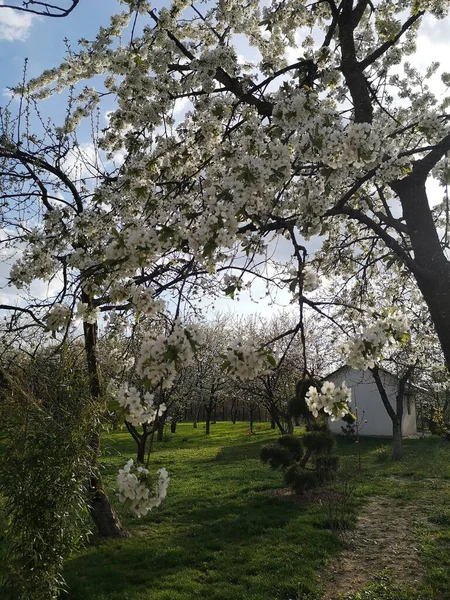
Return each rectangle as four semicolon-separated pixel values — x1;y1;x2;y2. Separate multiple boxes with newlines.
223;343;276;380
306;381;352;420
339;310;410;370
130;286;165;317
117;459;170;517
136;323;204;389
117;384;166;426
302;266;320;292
76;302;100;324
45;303;71;332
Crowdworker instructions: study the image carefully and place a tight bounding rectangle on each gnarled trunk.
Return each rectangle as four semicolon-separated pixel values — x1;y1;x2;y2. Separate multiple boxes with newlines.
89;472;130;539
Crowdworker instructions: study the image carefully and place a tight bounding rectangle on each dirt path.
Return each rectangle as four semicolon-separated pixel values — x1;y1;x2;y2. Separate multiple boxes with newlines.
322;496;424;599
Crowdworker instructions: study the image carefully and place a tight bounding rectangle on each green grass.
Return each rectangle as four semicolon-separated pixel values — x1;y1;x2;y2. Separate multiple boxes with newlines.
65;423;340;600
2;423;450;599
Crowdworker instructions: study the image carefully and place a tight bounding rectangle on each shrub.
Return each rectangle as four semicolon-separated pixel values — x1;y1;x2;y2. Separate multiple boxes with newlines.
260;430;338;494
285;466;317;494
260;443;295;469
315;456;340;482
277;434;304;461
303;431;335;454
373;444;392;462
0;351;98;600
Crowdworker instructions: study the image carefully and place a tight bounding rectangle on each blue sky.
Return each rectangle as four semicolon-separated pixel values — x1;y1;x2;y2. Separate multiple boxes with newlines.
0;1;119;89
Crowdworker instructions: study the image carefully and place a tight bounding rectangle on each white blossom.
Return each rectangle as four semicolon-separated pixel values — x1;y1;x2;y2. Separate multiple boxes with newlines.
76;302;100;324
45;303;71;332
117;384;166;426
340;310;410;370
306;381;352;420
117;459;170;517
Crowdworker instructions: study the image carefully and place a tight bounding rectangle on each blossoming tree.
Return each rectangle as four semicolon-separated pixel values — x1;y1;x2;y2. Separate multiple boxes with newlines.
2;0;450;531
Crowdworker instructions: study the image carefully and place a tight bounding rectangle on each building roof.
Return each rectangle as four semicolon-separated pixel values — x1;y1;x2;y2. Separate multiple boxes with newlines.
324;364;426;394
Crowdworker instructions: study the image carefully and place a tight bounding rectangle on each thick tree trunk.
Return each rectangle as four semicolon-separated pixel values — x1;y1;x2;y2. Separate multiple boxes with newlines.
83;310;129;538
89;471;130;538
171;420;177;433
392;177;450;370
270;418;276;430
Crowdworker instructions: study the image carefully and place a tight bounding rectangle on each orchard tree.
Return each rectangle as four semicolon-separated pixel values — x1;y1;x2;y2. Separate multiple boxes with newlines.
322;260;445;457
184;315;233;435
232;313;305;433
10;0;450;369
2;0;450;545
0;108;208;538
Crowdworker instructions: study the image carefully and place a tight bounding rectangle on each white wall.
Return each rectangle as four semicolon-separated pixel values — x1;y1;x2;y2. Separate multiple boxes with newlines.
327;367;417;437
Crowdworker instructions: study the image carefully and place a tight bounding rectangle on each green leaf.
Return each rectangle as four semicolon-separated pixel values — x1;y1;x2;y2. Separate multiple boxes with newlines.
224;284;236;299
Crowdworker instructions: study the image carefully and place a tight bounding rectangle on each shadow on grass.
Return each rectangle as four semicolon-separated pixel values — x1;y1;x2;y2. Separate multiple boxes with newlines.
64;486;333;600
214;439;268;463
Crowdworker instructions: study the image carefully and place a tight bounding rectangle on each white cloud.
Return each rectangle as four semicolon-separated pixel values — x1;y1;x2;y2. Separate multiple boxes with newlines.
0;1;34;42
61;142;100;180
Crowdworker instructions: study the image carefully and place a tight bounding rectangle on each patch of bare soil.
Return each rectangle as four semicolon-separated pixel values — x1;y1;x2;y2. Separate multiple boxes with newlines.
322;497;423;599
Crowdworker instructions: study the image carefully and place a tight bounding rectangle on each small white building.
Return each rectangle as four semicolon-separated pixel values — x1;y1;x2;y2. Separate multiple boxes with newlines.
326;366;417;437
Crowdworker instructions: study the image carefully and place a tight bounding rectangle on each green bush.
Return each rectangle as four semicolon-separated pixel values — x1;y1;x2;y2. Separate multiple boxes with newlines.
285;465;318;493
315;456;340;482
260;443;295;469
373;444;392;463
0;350;98;600
277;434;304;461
303;430;335;454
260;430;338;494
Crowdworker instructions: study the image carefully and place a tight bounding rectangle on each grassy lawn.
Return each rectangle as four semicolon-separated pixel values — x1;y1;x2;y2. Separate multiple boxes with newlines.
59;423;450;600
1;422;450;599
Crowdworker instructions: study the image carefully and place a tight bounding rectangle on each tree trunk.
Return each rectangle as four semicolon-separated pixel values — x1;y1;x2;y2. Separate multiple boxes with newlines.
287;419;294;434
270;418;276;429
171;420;177;433
205;408;212;435
136;436;147;463
371;366;409;462
89;475;131;539
392;420;403;460
392;177;450;370
83;309;128;538
156;420;164;442
193;406;201;428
